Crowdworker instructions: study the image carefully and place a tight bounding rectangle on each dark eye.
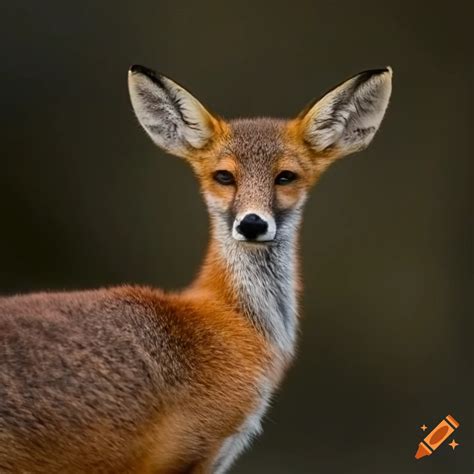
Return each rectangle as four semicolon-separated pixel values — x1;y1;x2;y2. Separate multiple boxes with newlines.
275;170;297;185
213;170;235;185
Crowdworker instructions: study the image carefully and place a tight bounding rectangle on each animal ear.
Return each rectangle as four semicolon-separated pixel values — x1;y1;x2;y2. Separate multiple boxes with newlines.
296;68;392;158
128;65;221;158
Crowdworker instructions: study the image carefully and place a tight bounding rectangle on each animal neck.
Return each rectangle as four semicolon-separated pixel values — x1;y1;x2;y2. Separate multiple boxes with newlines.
193;212;302;356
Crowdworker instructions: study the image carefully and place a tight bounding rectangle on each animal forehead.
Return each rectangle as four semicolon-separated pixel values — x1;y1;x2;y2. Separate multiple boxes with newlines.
227;118;287;167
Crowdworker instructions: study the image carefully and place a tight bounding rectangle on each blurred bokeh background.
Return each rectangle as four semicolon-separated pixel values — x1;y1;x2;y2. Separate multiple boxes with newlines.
1;1;471;472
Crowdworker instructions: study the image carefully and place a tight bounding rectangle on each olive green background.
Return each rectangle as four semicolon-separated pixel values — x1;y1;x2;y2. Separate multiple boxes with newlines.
1;1;471;473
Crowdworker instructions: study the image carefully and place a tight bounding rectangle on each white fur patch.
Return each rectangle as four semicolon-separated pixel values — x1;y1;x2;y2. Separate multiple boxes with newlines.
213;382;272;474
209;202;301;355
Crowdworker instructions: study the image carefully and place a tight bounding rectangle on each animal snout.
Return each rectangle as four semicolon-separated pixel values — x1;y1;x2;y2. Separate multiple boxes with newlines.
237;213;268;239
233;212;276;242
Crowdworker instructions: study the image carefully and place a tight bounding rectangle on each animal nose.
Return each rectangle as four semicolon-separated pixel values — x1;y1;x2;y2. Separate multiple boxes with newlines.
236;213;268;240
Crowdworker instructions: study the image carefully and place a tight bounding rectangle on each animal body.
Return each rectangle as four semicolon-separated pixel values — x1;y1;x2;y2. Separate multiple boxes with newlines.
0;65;392;473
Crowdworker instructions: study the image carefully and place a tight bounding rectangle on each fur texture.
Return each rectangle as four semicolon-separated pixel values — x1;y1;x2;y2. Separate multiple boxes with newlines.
0;66;392;473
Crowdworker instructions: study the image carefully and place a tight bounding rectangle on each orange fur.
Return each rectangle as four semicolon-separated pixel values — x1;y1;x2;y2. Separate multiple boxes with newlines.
0;66;392;473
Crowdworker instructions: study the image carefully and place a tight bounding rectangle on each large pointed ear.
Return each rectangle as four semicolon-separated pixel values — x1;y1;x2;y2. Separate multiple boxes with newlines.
295;68;392;159
128;65;221;158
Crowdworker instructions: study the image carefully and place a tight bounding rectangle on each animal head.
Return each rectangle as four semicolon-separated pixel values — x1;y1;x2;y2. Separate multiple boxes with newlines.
128;65;392;244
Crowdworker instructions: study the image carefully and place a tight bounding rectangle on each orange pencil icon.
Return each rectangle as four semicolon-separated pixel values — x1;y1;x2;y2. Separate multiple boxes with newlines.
415;414;460;459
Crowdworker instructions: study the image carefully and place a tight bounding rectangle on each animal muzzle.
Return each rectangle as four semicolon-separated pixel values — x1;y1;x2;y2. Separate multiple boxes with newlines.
232;211;276;242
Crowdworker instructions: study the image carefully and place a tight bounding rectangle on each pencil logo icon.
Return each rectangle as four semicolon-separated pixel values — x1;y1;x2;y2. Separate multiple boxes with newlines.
415;414;460;459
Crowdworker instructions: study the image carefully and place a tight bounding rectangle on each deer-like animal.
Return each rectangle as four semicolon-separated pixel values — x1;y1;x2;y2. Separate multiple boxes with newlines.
0;65;392;473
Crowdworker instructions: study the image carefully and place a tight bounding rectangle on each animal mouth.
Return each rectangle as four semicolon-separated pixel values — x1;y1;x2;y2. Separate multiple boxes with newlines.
238;238;276;247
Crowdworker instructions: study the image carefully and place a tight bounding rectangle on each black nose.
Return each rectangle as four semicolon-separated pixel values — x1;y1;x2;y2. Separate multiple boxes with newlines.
236;213;268;240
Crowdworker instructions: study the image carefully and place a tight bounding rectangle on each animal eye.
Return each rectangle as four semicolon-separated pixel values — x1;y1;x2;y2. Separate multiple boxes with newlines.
275;170;297;185
213;170;235;185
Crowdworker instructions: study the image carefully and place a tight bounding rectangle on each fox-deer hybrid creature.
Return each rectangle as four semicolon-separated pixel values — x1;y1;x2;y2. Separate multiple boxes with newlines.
0;66;392;473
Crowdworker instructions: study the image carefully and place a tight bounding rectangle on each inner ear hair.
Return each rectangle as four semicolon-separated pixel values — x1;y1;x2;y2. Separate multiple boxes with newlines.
128;65;220;158
299;67;393;157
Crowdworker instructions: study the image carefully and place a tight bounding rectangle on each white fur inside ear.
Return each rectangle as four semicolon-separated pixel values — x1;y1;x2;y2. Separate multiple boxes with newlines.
128;68;214;156
303;68;392;155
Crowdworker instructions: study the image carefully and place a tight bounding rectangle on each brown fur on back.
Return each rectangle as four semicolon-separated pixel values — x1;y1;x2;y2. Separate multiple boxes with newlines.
0;286;269;473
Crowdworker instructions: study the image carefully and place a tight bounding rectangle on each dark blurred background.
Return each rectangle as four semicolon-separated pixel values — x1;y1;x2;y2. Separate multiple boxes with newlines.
1;1;471;473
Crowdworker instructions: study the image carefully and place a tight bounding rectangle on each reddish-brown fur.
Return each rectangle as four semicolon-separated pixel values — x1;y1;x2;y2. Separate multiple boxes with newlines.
0;284;273;473
0;66;392;473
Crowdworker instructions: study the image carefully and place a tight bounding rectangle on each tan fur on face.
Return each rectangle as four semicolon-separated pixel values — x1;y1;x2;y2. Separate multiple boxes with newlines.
187;118;330;219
